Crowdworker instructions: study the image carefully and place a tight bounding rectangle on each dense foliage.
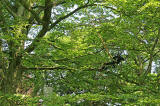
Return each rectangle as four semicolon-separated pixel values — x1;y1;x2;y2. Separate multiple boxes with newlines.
0;0;160;105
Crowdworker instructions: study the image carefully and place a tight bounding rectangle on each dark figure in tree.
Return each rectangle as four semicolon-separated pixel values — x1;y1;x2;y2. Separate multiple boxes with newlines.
101;55;124;70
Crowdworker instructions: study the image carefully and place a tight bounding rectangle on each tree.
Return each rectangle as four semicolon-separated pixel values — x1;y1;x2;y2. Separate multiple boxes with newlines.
0;0;160;105
0;0;103;94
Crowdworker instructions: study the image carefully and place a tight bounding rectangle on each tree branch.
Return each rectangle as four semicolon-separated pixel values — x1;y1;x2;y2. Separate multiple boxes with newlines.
24;0;52;53
53;1;66;7
24;3;96;54
17;0;43;24
0;0;17;17
49;4;95;30
32;1;66;9
143;50;160;63
22;66;77;71
146;28;160;74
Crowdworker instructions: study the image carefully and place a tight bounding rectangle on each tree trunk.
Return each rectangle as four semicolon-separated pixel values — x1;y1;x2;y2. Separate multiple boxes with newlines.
1;58;22;94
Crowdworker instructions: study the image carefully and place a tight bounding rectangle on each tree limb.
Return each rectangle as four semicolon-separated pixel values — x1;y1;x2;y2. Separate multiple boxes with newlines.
24;3;96;54
0;0;17;17
22;66;77;71
17;0;43;24
143;50;160;63
49;4;96;30
146;28;160;74
24;0;52;53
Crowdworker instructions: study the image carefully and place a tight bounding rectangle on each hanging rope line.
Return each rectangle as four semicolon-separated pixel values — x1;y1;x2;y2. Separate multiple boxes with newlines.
97;33;113;59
